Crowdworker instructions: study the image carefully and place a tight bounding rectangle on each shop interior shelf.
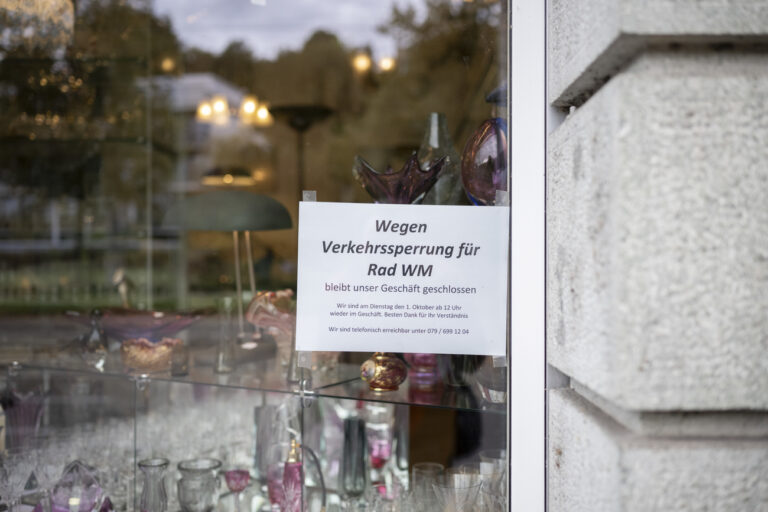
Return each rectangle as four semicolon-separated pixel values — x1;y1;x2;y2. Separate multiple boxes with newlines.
314;363;506;414
3;315;505;413
9;357;505;414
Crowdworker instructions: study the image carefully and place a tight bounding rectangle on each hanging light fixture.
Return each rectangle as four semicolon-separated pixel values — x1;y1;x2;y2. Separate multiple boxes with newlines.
202;167;256;187
378;57;396;72
196;101;213;122
352;52;372;73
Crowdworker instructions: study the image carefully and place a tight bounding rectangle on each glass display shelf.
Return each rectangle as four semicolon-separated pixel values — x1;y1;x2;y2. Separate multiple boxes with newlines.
1;314;505;413
315;363;506;415
6;357;505;414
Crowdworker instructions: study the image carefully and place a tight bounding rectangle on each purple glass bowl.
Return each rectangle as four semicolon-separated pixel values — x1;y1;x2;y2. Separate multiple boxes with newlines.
68;308;204;343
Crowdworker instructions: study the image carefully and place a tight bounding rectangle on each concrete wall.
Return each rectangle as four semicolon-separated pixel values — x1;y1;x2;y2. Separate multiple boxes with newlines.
547;1;768;510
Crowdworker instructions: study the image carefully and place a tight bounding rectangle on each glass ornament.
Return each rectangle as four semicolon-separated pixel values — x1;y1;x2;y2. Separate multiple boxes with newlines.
460;118;507;206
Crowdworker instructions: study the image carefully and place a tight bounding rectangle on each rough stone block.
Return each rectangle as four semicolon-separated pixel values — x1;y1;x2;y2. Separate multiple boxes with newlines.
548;390;768;512
548;0;768;106
547;52;768;410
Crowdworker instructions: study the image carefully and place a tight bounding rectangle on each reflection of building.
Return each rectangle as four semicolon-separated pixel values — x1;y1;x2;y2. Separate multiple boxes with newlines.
141;73;275;194
0;67;277;309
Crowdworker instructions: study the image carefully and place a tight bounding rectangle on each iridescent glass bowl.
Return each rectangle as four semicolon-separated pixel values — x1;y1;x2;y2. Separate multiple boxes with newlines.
69;308;204;373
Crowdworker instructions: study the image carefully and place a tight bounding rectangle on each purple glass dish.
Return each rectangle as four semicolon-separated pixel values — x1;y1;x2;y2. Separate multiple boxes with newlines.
353;154;445;204
68;308;204;343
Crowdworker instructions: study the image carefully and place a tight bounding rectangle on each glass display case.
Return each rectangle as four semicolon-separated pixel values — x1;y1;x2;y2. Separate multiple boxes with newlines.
0;1;511;511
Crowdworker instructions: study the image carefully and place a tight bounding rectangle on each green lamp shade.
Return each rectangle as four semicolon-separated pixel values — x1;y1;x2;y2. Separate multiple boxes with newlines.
165;190;292;231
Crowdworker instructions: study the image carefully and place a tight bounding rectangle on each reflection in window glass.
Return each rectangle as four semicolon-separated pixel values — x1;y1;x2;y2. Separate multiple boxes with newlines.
0;1;508;510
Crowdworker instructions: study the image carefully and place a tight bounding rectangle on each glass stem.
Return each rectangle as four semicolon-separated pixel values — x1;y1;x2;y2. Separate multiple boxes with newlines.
41;490;53;512
233;492;240;512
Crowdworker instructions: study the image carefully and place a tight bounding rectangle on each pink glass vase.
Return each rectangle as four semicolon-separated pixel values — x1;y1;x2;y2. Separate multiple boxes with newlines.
405;353;440;390
281;462;303;512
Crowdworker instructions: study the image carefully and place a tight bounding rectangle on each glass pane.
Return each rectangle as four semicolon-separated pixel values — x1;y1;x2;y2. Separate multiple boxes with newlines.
0;367;135;512
2;1;509;511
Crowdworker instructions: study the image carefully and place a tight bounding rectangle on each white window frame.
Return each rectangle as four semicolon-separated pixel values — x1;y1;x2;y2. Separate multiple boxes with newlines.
509;0;546;510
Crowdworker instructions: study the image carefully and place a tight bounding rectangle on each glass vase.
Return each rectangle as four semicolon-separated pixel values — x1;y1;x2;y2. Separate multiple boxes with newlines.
340;417;368;501
177;458;222;512
138;458;169;512
215;297;235;373
461;117;508;206
0;388;45;449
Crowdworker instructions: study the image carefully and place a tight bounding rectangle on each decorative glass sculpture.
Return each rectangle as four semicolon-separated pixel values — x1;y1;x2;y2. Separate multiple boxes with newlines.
51;461;103;512
69;308;202;342
461;117;508;205
419;113;465;205
360;352;407;392
245;289;296;334
353;154;444;204
138;458;168;512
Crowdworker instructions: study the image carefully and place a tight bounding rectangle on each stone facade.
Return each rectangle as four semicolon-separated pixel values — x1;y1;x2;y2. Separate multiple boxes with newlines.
547;1;768;510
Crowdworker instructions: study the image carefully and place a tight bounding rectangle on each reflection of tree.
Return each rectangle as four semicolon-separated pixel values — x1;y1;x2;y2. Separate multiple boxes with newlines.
358;0;502;155
0;0;506;306
0;0;184;234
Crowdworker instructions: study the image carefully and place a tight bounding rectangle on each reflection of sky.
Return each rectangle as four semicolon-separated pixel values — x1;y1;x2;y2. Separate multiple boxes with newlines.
154;0;427;59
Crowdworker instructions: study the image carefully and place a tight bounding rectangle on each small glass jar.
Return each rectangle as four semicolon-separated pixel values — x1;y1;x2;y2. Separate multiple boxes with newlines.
177;458;222;512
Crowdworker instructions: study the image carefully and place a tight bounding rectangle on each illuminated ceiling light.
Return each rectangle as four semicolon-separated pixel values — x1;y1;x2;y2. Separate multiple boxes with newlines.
252;168;269;182
378;57;396;72
352;53;372;73
202;167;255;187
243;98;257;115
161;57;175;72
212;96;228;114
197;101;213;121
256;106;269;121
254;104;273;126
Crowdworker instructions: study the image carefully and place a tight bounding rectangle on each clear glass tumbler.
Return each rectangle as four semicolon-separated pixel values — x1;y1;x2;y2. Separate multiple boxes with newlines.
410;462;444;512
138;458;169;512
177;458;222;512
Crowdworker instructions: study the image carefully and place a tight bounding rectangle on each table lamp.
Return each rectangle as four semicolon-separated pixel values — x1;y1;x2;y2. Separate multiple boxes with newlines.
164;189;292;341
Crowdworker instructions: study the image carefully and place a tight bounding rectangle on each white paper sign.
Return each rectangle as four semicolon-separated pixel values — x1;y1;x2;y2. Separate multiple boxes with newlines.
295;202;509;356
